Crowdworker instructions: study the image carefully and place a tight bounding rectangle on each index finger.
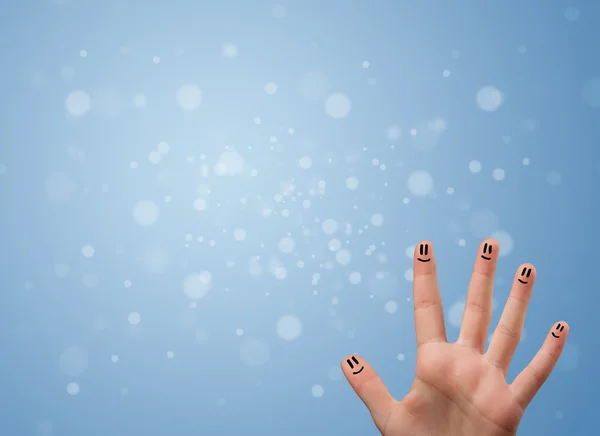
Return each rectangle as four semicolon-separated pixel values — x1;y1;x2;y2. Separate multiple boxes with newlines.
413;240;447;346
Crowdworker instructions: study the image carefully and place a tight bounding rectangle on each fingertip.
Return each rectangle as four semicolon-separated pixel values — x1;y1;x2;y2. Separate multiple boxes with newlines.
514;263;536;287
414;240;436;274
550;320;569;337
475;238;499;274
341;354;368;379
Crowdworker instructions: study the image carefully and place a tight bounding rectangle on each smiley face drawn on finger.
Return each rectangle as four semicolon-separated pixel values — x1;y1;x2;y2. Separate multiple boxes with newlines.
551;323;565;338
481;242;493;260
518;266;532;284
346;356;364;375
417;243;431;263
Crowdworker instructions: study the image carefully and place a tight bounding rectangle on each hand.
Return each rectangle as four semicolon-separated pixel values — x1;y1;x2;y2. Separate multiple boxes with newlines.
342;239;569;436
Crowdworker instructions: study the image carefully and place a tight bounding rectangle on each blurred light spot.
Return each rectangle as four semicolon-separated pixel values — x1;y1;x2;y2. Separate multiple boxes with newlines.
469;160;482;173
66;382;80;396
128;312;141;325
336;249;352;265
221;43;238;58
370;213;384;226
298;156;312;169
564;6;580;21
547;171;562;186
184;272;213;299
321;219;338;235
476;86;504;112
271;4;286;19
279;237;295;253
407;170;434;197
470;209;499;238
492;168;505;181
59;347;88;376
311;384;324;397
133;200;159;226
298;72;330;102
491;230;514;257
240;339;270;367
385;300;398;314
325;93;351;119
583;78;600;108
448;301;465;327
176;84;202;110
264;82;278;95
81;245;95;258
276;315;303;341
349;271;362;284
45;172;76;204
65;90;91;116
345;176;359;190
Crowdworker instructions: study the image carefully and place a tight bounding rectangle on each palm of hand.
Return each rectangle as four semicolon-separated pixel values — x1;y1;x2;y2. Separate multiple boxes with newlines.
342;239;568;436
390;343;522;436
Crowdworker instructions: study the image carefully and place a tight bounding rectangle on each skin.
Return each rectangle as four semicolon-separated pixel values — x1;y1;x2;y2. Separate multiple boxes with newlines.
342;239;569;436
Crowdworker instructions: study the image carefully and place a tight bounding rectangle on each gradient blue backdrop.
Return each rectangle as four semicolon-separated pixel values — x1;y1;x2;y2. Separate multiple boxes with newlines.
0;1;598;435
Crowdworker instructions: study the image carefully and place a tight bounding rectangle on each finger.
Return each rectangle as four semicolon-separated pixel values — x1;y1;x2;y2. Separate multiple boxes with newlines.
458;238;499;352
413;241;447;345
510;321;569;409
341;354;395;430
486;264;536;373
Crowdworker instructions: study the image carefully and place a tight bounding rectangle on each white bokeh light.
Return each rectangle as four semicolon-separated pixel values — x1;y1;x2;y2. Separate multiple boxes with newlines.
59;347;88;376
54;263;69;278
132;200;159;226
547;171;562;186
298;156;312;169
233;228;247;241
311;384;324;398
324;93;352;119
184;272;213;299
81;245;95;258
240;339;270;367
45;172;76;204
276;315;303;341
370;213;384;226
386;125;401;140
476;86;504;112
349;271;362;284
345;176;359;190
448;301;465;327
132;93;147;108
214;150;245;175
128;312;141;325
469;160;482;173
470;209;500;238
65;90;91;116
156;142;169;155
271;4;286;19
264;82;277;95
278;236;295;253
335;249;352;265
407;170;434;197
194;198;207;211
298;72;330;102
583;78;600;108
66;382;80;396
564;6;580;22
491;230;514;257
492;168;505;181
176;84;203;110
385;300;398;314
221;43;238;58
321;219;338;235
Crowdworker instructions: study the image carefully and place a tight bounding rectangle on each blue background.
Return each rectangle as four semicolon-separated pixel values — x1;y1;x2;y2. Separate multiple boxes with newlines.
0;0;598;435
